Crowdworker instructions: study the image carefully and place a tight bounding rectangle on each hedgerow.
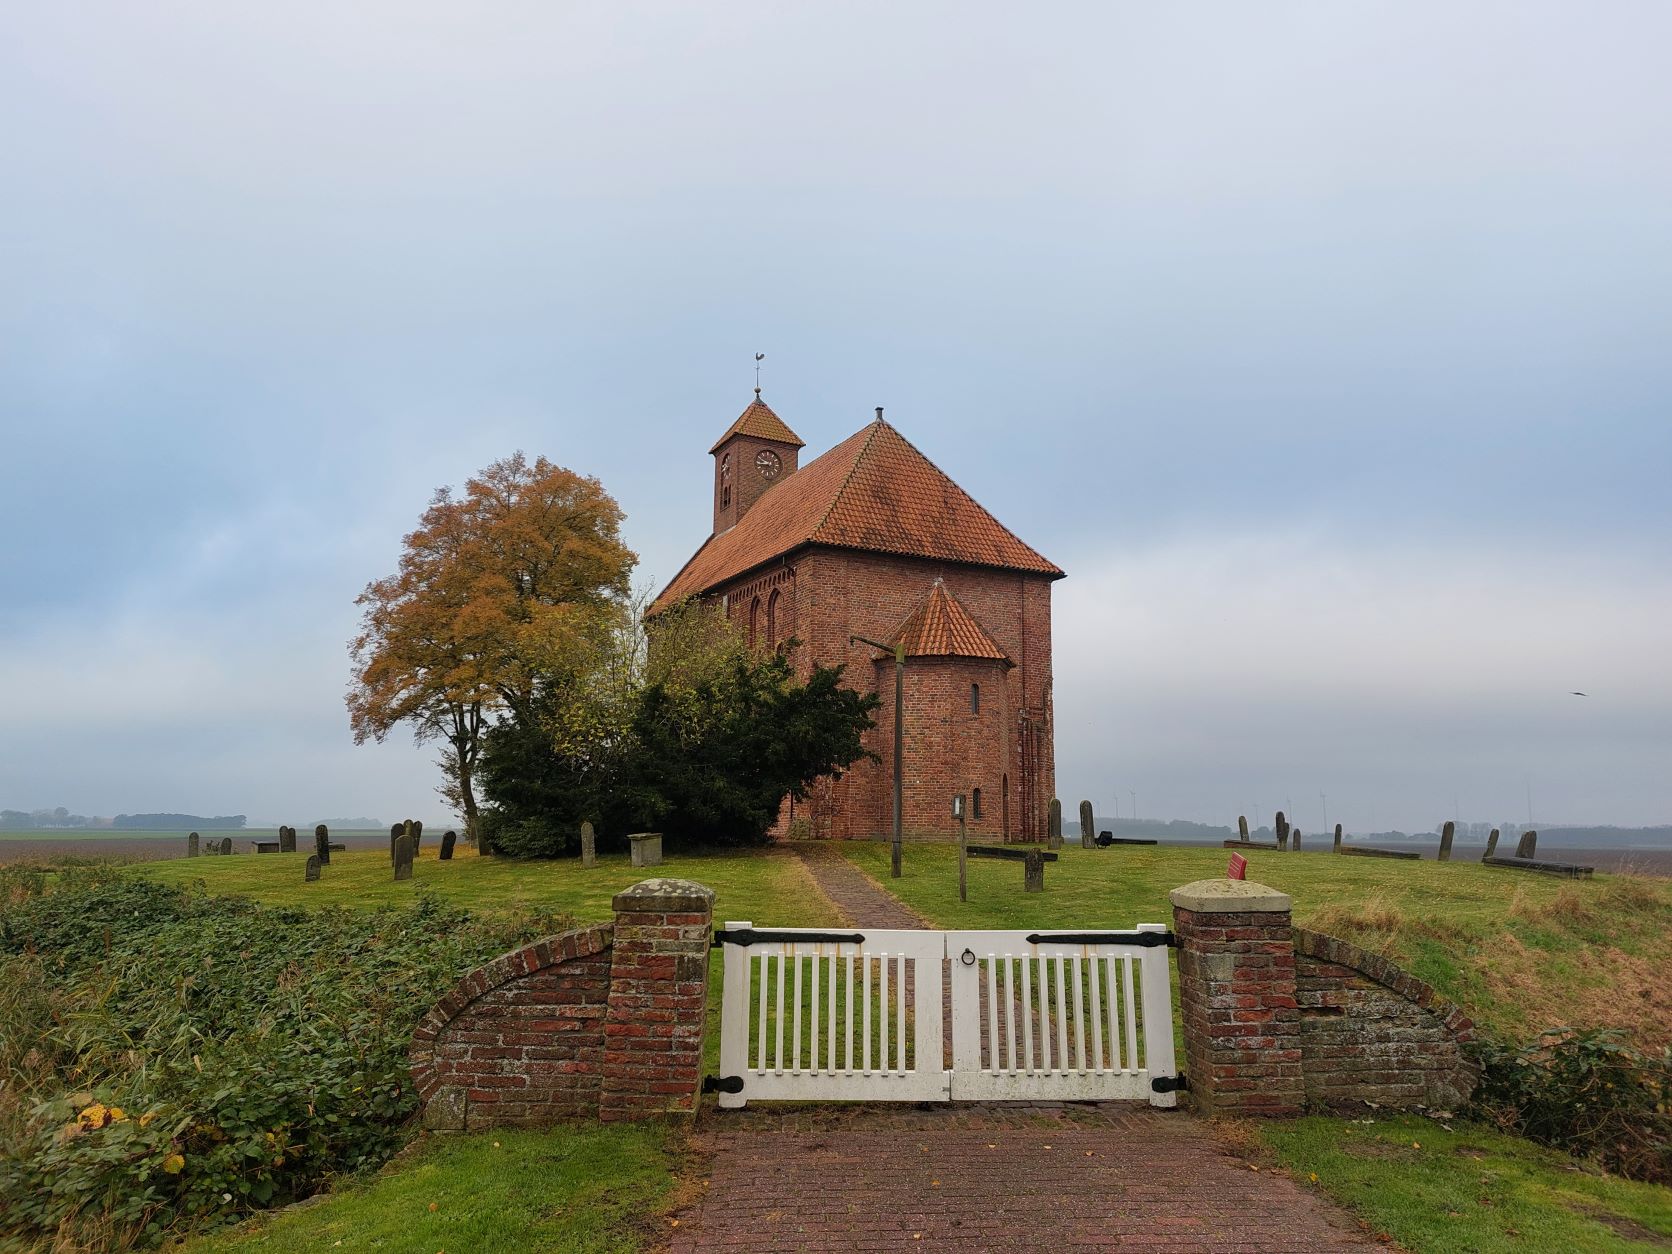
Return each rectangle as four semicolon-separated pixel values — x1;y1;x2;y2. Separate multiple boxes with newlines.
0;865;564;1250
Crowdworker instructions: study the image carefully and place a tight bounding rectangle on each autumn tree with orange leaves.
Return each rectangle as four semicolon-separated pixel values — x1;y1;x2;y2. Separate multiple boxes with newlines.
347;453;636;840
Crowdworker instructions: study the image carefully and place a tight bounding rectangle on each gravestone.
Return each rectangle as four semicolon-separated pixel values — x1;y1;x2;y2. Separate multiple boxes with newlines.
279;825;296;853
1078;800;1094;847
1047;799;1063;850
1483;828;1500;859
391;823;404;865
1238;815;1250;843
1439;821;1455;862
315;824;331;865
440;830;457;861
1333;823;1343;853
580;820;597;868
305;854;321;882
188;832;199;858
394;834;415;881
1275;811;1289;852
629;832;663;868
1516;830;1538;859
1024;849;1046;893
218;837;232;855
1292;828;1302;851
411;819;424;851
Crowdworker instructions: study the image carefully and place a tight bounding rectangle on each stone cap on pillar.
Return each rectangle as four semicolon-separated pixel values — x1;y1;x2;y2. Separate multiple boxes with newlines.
612;877;717;914
1169;878;1292;913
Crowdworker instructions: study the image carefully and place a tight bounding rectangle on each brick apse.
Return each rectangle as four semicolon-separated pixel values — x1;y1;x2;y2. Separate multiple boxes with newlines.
651;394;1062;841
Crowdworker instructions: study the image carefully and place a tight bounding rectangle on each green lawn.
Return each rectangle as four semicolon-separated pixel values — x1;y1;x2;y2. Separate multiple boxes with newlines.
182;1125;678;1253
1261;1114;1672;1252
838;842;1672;1047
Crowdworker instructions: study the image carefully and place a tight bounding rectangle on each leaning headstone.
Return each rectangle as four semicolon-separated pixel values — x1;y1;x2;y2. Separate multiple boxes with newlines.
304;854;321;882
279;825;296;853
1483;828;1501;860
1047;799;1063;851
440;830;457;860
1024;849;1046;893
1079;800;1095;847
628;832;663;868
580;820;597;868
1439;821;1455;862
1275;811;1289;852
391;823;404;864
1333;823;1343;854
394;834;415;880
219;837;233;855
315;824;331;865
1237;815;1250;843
188;831;200;858
1516;830;1538;859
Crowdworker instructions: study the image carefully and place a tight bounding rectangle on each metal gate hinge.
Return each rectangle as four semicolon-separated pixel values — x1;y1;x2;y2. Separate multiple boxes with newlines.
713;927;866;948
1023;930;1176;948
1151;1075;1188;1094
702;1075;744;1095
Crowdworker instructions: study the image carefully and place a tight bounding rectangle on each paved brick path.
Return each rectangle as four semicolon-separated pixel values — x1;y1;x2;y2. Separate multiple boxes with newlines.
668;1104;1376;1252
667;847;1378;1251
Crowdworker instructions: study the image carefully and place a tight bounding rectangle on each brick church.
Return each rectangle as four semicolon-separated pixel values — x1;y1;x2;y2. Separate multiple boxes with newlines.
651;393;1062;842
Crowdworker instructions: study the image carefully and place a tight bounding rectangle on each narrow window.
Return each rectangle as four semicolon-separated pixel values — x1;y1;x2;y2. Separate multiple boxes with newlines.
972;787;983;819
767;588;780;645
970;682;980;714
748;597;760;648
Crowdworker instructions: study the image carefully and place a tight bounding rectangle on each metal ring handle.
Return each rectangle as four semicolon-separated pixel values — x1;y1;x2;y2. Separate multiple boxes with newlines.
960;947;977;966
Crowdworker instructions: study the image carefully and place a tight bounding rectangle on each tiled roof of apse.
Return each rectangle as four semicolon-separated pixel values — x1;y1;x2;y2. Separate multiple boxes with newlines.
889;580;1011;663
709;395;805;453
653;417;1063;612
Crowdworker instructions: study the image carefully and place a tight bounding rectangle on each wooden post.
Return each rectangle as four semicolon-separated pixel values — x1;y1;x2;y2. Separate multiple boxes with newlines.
1439;821;1455;862
956;794;968;903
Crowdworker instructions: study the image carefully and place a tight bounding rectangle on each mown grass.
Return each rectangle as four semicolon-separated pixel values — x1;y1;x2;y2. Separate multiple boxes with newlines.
182;1125;678;1253
838;842;1672;1047
1260;1114;1672;1252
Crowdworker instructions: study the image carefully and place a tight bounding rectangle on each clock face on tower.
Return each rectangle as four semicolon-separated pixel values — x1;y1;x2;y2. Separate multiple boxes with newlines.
756;448;782;480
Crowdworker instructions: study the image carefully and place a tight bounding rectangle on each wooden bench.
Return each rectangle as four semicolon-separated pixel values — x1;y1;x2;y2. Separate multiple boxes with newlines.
965;844;1058;892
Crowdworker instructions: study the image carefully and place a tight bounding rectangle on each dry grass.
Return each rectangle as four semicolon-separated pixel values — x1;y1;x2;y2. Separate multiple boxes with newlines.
1305;893;1406;943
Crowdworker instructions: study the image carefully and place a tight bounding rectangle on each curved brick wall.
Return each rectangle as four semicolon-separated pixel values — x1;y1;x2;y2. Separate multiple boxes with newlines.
1292;928;1477;1111
410;925;614;1131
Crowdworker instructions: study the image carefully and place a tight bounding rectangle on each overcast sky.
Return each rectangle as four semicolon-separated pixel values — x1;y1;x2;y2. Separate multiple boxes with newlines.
3;2;1668;832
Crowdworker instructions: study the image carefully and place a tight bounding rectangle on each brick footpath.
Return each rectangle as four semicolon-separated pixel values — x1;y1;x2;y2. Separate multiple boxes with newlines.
792;843;929;929
666;1104;1376;1252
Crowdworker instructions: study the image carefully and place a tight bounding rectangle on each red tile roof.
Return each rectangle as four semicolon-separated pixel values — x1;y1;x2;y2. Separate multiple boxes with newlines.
709;395;804;453
889;580;1011;663
653;418;1062;612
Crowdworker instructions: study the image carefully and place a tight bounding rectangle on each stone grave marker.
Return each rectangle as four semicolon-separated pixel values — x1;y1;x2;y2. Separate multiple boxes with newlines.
1238;815;1250;842
1078;800;1094;847
440;830;457;861
390;823;404;865
1483;828;1500;860
1516;830;1538;859
580;820;597;868
1292;828;1302;851
305;854;321;882
412;819;424;851
279;825;296;853
315;824;331;865
219;837;233;855
188;832;199;858
1333;823;1343;853
1047;799;1063;850
394;834;415;880
1439;821;1455;862
1275;811;1289;852
628;832;663;868
1024;849;1046;893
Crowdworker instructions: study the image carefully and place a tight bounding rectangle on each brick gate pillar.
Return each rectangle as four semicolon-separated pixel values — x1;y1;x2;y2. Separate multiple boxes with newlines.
600;878;717;1122
1169;878;1304;1117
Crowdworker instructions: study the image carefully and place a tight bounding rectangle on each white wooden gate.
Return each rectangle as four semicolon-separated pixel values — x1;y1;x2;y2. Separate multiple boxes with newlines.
714;922;1178;1109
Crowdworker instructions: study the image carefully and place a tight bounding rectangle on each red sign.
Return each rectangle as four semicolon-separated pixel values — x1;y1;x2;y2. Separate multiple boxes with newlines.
1227;852;1248;881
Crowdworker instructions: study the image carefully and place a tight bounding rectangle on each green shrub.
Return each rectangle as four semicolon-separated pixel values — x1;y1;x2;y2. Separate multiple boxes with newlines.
1472;1027;1672;1184
0;868;567;1250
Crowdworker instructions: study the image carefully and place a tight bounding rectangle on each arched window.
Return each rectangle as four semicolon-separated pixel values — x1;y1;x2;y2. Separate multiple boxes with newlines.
970;682;980;714
748;597;760;648
972;787;983;819
719;453;732;509
766;588;780;646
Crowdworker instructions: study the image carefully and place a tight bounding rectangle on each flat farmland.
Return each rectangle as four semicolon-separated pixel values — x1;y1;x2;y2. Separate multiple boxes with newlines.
0;828;398;863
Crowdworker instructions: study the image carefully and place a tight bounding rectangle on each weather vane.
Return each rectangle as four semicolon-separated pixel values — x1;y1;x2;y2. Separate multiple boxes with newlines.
755;352;765;396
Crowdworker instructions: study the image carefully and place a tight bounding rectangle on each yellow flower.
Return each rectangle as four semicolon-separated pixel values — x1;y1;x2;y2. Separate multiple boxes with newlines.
77;1104;110;1129
138;1112;157;1128
107;1107;127;1123
163;1153;186;1174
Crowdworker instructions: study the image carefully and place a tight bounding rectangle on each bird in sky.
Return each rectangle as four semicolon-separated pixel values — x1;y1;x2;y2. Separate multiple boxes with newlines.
1570;691;1588;697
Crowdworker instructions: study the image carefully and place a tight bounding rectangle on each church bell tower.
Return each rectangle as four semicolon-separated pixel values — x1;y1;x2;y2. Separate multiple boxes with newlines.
710;391;804;534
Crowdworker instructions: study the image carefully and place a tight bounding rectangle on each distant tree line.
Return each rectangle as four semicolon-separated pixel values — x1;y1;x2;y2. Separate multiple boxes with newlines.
113;814;248;830
0;808;91;830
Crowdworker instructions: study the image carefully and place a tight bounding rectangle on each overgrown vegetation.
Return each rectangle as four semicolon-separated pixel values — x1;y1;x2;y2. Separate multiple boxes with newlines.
1474;1028;1672;1185
0;864;565;1251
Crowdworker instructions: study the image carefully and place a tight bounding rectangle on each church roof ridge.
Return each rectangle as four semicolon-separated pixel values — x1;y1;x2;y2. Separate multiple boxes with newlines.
709;394;804;453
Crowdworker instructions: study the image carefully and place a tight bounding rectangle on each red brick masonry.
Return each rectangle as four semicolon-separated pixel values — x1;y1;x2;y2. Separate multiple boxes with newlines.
411;877;717;1131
